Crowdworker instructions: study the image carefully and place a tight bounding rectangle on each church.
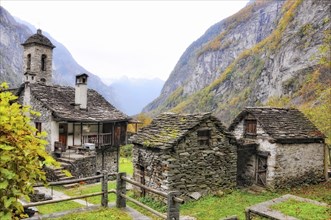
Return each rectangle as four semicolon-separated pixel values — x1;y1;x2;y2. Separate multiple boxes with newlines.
14;29;130;178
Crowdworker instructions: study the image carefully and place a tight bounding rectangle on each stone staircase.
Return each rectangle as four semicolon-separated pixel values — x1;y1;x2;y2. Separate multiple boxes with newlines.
52;159;79;189
30;189;52;202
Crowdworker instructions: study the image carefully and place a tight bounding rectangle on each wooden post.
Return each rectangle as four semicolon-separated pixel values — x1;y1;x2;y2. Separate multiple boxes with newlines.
101;170;108;207
167;191;180;220
116;172;126;208
245;209;251;220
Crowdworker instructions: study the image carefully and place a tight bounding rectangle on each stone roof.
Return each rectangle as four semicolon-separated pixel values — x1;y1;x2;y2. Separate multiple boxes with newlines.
21;29;55;49
21;83;129;122
228;107;325;143
130;112;234;149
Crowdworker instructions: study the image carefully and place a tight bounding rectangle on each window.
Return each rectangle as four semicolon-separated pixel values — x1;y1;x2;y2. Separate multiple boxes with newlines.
35;122;42;134
244;119;257;137
27;54;31;70
197;129;211;146
41;54;47;71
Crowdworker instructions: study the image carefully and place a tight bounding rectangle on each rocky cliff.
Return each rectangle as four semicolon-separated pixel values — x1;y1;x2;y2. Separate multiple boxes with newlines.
0;6;118;106
143;0;330;134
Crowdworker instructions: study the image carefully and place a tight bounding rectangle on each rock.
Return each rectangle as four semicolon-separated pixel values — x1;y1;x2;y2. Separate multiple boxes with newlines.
215;190;225;198
189;192;202;200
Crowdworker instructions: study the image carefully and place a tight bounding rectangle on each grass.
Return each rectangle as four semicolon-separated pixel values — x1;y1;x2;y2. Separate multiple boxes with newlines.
40;158;331;220
37;201;84;214
181;190;280;220
119;157;133;176
60;182;117;205
53;207;132;220
271;199;331;220
280;181;331;204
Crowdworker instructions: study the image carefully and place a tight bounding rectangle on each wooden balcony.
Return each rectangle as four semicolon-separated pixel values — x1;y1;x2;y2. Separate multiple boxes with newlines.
82;133;112;147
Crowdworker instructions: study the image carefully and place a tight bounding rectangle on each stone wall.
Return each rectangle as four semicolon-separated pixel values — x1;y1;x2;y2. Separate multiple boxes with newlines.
23;44;53;85
66;155;97;179
65;148;119;179
233;120;269;140
237;146;256;186
133;120;237;200
96;147;119;174
273;143;325;188
27;88;54;152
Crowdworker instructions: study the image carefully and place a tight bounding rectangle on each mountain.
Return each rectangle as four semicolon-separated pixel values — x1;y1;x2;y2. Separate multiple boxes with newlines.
109;77;164;116
0;6;118;107
143;0;330;132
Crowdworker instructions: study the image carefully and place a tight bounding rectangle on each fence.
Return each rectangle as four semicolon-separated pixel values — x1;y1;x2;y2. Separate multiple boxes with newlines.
116;172;184;220
24;171;184;220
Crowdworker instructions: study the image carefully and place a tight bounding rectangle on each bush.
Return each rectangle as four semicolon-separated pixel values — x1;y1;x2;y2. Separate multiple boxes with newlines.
120;144;133;158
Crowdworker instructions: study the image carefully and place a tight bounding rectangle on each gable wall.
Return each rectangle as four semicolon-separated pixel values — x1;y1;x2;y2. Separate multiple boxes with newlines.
19;88;56;152
171;120;237;197
233;119;271;140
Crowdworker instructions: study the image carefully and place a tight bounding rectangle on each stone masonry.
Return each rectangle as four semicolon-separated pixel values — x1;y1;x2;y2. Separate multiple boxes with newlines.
131;113;237;200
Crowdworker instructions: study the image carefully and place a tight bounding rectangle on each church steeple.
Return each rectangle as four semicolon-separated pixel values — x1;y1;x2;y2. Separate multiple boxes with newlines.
21;29;55;85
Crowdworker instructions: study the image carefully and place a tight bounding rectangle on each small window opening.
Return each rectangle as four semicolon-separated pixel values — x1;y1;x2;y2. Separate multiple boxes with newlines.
27;54;31;70
40;78;46;83
35;122;42;134
41;54;47;71
197;129;211;146
244;119;257;138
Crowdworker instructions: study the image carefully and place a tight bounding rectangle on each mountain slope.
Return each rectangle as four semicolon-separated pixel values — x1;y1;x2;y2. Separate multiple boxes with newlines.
0;6;118;106
143;0;285;112
143;0;330;142
110;77;164;116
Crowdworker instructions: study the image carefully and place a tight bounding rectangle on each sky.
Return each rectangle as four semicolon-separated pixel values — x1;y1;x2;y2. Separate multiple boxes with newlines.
2;0;249;84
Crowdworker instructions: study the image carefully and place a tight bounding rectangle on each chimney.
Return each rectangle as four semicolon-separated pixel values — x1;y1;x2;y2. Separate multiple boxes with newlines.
75;74;89;110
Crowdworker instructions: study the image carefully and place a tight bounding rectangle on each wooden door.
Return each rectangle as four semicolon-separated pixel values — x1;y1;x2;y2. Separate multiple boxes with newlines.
256;155;267;186
114;126;121;146
59;123;68;147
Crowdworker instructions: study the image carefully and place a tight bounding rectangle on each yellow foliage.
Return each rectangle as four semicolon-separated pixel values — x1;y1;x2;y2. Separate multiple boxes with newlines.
0;83;59;219
128;113;153;133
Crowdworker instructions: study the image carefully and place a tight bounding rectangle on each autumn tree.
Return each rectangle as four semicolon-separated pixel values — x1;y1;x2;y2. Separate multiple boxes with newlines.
0;83;58;219
127;113;153;133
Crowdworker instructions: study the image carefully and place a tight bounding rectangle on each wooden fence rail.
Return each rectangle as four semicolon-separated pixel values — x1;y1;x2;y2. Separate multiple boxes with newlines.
116;172;184;220
23;171;184;220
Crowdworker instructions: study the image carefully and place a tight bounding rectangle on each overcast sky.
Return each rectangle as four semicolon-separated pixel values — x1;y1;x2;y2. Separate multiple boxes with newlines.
2;1;248;84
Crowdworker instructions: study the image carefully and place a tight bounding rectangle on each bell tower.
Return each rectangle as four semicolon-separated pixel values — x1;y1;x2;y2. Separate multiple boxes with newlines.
21;29;55;85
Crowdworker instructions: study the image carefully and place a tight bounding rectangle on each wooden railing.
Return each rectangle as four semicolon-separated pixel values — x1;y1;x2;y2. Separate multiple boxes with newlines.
82;133;112;146
25;171;184;220
26;172;114;208
117;172;184;220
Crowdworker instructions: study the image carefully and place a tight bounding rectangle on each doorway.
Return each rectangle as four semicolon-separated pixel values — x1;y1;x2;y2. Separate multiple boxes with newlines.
256;154;267;186
59;123;68;148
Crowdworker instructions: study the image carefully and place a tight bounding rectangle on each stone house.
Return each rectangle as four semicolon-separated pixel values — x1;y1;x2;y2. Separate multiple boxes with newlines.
129;112;237;199
14;29;130;177
228;107;327;189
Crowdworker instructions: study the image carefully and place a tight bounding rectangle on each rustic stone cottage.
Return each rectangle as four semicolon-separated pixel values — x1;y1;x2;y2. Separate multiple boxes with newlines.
228;107;327;189
14;29;130;177
130;112;237;199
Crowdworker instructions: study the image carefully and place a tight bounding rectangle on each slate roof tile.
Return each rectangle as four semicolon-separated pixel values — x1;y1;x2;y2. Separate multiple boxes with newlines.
29;83;129;122
130;112;234;149
21;29;55;48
